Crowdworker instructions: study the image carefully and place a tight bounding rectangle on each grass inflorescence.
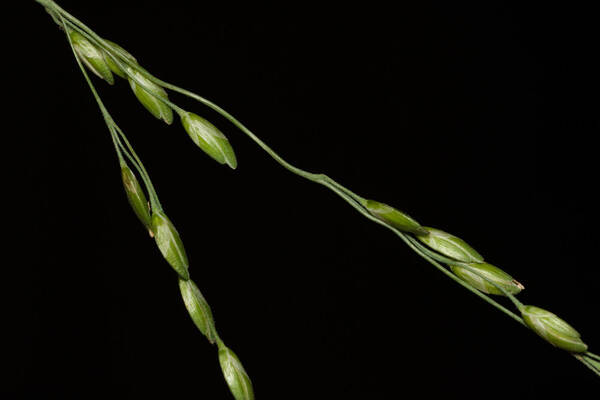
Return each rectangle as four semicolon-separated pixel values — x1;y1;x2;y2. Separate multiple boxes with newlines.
36;0;600;397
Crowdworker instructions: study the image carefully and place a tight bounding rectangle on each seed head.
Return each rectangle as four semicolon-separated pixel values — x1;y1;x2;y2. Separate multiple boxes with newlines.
417;227;483;263
152;211;189;280
121;165;152;235
180;111;237;169
450;262;523;295
179;278;218;343
219;345;255;400
521;305;588;353
365;200;428;235
128;69;173;124
69;30;114;85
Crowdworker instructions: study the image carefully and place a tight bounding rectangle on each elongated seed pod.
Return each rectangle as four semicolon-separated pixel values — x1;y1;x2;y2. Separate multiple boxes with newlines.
121;165;152;235
128;69;173;124
417;227;483;263
219;345;255;400
152;211;189;280
521;305;588;353
179;278;218;343
103;39;137;79
365;200;428;235
69;30;114;84
450;262;523;295
180;111;237;169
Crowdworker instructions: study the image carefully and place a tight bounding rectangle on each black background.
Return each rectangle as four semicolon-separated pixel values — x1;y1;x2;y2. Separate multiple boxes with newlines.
7;1;600;399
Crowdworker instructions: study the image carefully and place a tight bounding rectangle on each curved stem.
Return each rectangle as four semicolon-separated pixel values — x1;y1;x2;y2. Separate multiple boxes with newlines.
575;355;600;377
108;127;126;167
110;126;154;198
111;123;162;211
586;352;600;362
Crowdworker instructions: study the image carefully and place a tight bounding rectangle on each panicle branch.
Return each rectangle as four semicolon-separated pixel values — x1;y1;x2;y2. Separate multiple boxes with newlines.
39;1;598;397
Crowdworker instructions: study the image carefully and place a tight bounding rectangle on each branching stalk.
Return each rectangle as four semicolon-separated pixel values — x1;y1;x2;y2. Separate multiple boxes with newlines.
37;0;599;394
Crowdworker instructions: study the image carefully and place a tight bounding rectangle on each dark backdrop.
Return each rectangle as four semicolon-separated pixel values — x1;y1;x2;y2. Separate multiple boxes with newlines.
9;1;600;399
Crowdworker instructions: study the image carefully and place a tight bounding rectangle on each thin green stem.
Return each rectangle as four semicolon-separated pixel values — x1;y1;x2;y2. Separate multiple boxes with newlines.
42;4;63;27
575;355;600;377
108;127;126;167
586;352;600;362
149;85;323;181
321;176;369;205
111;123;162;211
111;127;152;192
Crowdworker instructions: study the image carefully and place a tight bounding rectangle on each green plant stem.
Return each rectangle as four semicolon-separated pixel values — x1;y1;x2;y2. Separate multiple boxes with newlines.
111;123;163;211
108;127;126;166
110;125;155;200
575;355;600;377
586;352;600;362
112;125;159;210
